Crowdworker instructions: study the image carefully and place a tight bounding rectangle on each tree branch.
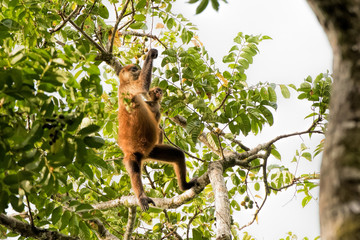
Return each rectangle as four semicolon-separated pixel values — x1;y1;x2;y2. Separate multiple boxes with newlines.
208;161;231;240
120;30;168;49
109;0;131;53
239;148;271;231
123;207;137;240
0;214;79;240
50;5;82;34
90;219;120;240
68;19;106;53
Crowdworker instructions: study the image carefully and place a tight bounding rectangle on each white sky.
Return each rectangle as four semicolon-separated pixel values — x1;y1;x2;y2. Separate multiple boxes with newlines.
172;0;332;239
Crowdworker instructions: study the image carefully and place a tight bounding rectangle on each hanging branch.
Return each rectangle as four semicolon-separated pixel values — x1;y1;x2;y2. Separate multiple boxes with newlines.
239;148;271;231
123;207;137;240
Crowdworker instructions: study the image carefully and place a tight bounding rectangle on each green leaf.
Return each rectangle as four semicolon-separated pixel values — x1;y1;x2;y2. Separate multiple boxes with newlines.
271;148;281;160
268;86;277;102
79;221;91;239
166;18;175;29
134;14;146;21
231;174;241;185
69;214;79;236
302;196;312;207
254;182;260;191
60;210;71;230
211;0;220;11
10;195;24;212
78;124;100;136
84;136;105;148
300;82;312;90
231;199;240;211
75;204;93;213
259;105;273;126
193;228;203;240
153;223;162;232
0;191;9;213
51;206;63;225
302;152;312;161
130;22;146;30
136;0;147;10
98;4;109;19
196;0;209;14
4;174;18;185
260;87;269;101
279;84;290;98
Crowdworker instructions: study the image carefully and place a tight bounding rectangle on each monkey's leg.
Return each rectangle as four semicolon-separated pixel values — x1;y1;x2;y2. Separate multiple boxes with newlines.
123;153;155;211
148;145;197;191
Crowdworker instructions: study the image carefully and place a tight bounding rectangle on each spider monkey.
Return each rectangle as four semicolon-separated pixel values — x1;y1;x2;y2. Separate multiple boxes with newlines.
117;49;197;211
146;87;163;144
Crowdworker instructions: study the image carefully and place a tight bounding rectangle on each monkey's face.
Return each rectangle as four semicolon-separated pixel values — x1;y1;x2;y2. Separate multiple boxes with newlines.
149;87;163;101
119;65;141;84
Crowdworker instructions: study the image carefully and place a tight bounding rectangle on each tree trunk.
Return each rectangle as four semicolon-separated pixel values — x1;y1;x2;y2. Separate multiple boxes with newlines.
306;0;360;239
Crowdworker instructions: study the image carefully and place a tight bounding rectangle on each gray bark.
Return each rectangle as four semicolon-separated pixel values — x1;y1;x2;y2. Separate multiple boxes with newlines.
208;162;232;240
306;0;360;239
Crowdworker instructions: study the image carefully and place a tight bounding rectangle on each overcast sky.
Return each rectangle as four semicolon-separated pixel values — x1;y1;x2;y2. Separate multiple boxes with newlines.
173;0;332;239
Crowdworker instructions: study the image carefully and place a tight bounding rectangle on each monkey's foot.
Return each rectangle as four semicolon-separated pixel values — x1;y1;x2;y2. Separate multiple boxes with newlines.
138;194;155;211
182;177;199;191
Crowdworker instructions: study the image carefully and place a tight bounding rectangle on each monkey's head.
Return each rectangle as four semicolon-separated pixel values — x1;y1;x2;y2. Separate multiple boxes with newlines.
119;65;141;83
149;87;163;101
118;64;145;94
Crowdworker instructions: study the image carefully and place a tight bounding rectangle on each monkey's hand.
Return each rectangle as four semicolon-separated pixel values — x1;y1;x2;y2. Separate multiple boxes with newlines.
138;193;155;211
148;49;158;59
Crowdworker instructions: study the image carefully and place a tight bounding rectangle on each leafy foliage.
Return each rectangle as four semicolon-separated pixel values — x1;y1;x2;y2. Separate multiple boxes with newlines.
0;0;328;239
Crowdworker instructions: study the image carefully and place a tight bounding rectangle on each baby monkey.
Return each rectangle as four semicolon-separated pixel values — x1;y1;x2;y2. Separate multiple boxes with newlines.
146;87;163;144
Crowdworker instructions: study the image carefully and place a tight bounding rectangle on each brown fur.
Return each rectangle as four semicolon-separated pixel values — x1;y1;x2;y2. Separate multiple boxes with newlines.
146;87;163;144
117;49;197;211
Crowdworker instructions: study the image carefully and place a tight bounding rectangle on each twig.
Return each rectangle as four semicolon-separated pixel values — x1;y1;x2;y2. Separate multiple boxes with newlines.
68;19;107;53
143;165;157;190
163;129;205;162
186;210;200;240
25;194;34;228
239;148;271;231
109;0;132;53
213;89;231;113
120;30;168;49
80;0;98;30
50;5;82;33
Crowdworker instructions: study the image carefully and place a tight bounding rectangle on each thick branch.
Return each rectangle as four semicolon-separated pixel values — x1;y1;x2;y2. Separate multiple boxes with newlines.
96;53;123;75
0;214;78;240
208;162;231;240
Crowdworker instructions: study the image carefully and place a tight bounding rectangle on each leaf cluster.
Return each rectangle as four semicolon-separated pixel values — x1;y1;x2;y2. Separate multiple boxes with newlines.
0;0;331;239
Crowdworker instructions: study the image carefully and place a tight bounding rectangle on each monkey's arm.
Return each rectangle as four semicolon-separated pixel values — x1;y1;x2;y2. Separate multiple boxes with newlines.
139;49;158;91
